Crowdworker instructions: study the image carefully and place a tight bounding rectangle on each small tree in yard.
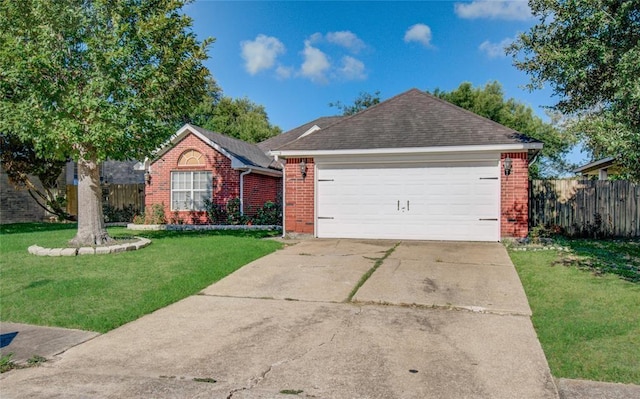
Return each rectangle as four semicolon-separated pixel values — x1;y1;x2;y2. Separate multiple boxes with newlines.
0;0;211;246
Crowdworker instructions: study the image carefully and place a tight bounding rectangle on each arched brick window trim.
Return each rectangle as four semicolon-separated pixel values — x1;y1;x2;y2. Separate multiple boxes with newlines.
177;149;205;167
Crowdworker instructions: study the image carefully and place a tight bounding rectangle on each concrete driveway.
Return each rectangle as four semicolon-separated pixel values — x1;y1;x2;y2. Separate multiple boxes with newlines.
0;239;558;398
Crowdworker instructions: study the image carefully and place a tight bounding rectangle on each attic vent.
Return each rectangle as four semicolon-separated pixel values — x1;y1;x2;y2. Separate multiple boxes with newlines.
178;150;205;166
299;125;321;139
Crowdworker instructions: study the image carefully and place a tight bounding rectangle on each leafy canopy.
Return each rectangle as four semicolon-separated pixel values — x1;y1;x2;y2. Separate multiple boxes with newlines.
432;81;577;178
0;0;212;163
189;85;282;143
507;0;640;180
329;91;381;116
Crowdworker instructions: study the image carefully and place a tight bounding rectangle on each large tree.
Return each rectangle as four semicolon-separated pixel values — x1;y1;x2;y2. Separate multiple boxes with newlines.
432;81;576;178
0;0;211;245
191;95;281;143
507;0;640;180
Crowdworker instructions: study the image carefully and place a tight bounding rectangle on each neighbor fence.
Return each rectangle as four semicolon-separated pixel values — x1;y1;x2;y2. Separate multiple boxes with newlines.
67;184;145;220
529;179;640;237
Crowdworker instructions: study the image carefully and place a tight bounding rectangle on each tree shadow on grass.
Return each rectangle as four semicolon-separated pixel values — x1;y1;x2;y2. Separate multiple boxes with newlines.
555;238;640;283
0;223;77;235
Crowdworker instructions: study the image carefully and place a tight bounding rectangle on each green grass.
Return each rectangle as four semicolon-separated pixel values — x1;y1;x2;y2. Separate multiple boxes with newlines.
510;242;640;384
0;223;282;333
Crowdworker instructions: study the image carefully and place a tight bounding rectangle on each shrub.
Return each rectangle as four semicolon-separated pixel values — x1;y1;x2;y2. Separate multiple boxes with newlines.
203;198;226;224
226;198;246;225
252;201;281;225
103;204;138;223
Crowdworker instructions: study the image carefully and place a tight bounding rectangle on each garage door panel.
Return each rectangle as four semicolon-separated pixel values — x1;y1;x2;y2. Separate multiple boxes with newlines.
316;162;499;241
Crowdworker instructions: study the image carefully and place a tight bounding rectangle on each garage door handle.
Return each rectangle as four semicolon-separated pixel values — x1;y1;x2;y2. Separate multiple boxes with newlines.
318;216;334;220
397;200;400;211
407;200;410;211
479;218;498;221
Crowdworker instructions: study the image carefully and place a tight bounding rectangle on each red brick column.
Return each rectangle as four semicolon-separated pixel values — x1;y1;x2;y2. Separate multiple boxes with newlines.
284;158;315;234
500;152;529;238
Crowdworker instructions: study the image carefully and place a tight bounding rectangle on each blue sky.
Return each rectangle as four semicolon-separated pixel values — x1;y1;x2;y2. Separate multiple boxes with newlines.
184;0;589;165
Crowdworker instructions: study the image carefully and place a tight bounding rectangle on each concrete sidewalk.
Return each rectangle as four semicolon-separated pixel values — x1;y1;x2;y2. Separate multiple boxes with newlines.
0;239;632;398
0;322;99;363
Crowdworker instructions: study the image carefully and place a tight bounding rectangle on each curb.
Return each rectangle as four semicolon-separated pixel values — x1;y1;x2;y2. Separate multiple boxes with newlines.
27;237;151;256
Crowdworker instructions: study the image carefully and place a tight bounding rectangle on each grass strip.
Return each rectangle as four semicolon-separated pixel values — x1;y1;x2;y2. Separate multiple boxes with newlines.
346;243;399;302
510;247;640;384
0;223;282;333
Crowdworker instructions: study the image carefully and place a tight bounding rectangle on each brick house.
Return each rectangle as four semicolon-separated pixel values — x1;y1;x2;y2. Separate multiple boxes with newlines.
268;89;542;241
145;124;282;223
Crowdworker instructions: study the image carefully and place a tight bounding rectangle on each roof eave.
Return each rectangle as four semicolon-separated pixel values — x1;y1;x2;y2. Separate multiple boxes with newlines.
270;143;544;158
573;157;616;173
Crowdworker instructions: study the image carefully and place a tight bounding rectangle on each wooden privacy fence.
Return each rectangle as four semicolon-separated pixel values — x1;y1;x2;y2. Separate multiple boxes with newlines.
67;184;145;217
529;179;640;237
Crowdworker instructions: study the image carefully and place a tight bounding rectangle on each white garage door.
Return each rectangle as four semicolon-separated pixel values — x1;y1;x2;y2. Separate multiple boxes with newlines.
316;162;500;241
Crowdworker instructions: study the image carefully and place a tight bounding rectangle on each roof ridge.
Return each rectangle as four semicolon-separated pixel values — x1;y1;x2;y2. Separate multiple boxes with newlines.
419;91;529;137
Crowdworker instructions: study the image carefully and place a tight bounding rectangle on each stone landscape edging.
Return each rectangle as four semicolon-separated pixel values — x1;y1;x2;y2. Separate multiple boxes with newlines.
126;223;282;231
28;237;151;257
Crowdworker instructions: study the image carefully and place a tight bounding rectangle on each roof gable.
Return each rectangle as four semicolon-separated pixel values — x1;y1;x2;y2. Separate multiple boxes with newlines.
274;89;540;152
258;116;345;152
154;124;279;171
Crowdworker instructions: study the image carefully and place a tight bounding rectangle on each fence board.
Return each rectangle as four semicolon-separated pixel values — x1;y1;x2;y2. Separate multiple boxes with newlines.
529;179;640;237
66;184;145;217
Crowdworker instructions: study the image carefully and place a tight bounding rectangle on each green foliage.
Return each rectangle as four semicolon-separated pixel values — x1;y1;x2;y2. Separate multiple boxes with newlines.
0;0;212;244
0;0;211;163
510;245;640;383
202;198;226;224
329;90;381;116
432;81;577;178
0;353;17;373
507;0;640;181
191;96;281;143
252;201;282;226
0;133;72;220
135;203;167;225
225;198;247;225
0;224;282;332
103;204;138;223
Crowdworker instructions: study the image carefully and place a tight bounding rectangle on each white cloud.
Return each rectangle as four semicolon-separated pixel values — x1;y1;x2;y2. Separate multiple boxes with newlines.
326;31;366;53
403;24;434;48
300;40;331;83
240;34;286;75
338;56;366;80
479;37;513;58
275;65;294;80
454;1;532;21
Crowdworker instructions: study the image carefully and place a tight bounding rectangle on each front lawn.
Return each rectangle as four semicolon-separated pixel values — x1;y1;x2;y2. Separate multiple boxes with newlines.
509;239;640;384
0;223;282;333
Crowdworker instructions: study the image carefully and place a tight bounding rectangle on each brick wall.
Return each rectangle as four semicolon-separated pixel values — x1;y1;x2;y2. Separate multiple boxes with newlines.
243;173;281;217
284;158;315;234
146;133;239;223
0;167;65;224
501;152;529;238
146;132;281;224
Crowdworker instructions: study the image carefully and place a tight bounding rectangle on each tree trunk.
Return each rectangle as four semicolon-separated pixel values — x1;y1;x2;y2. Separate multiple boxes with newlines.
68;157;113;246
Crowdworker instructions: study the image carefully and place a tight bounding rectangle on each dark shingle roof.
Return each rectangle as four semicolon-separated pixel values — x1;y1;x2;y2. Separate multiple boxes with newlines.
258;116;345;152
187;125;279;170
275;89;539;152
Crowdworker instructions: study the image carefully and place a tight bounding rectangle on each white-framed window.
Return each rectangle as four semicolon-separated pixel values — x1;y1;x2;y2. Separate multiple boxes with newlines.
171;171;212;211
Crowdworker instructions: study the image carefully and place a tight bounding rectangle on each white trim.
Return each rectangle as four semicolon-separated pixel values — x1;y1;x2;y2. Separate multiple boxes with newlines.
235;165;282;177
239;169;252;215
270;143;542;158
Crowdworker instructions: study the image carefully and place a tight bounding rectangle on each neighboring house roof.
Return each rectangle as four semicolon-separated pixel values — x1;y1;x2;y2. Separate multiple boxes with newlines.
573;157;617;174
153;124;281;175
257;116;345;152
271;88;542;154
